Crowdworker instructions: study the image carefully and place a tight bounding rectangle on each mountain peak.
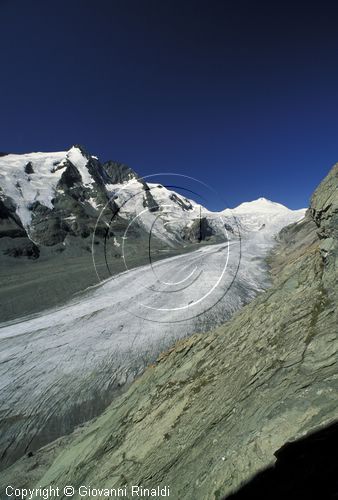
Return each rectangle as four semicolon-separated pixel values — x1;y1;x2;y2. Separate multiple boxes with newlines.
69;144;91;159
233;197;289;213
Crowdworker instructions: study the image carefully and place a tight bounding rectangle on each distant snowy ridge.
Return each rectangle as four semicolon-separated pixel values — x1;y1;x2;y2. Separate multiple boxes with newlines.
234;197;289;212
223;197;306;240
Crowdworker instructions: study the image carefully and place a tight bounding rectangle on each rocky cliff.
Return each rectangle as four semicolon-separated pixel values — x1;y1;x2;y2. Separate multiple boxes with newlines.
0;167;336;497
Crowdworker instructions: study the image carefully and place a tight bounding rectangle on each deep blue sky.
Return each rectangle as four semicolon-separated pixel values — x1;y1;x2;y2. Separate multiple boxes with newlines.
1;0;338;210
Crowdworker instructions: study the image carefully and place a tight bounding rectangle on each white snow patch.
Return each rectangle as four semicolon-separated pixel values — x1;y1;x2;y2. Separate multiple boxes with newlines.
65;147;92;187
0;151;67;227
88;197;100;210
0;147;92;230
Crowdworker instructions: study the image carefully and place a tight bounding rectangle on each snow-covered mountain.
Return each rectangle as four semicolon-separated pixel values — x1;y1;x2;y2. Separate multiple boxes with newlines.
0;146;161;248
225;197;306;241
0;146;305;254
0;146;225;269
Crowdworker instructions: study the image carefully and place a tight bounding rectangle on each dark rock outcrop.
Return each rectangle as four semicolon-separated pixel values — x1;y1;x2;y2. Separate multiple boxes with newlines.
102;160;138;184
169;192;193;211
24;162;34;174
0;197;26;238
183;216;215;242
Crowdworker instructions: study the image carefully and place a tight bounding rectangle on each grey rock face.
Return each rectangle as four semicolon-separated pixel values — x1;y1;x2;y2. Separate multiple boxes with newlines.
1;165;335;498
142;185;160;212
102;160;138;185
169;192;193;211
0;197;26;239
183;216;216;242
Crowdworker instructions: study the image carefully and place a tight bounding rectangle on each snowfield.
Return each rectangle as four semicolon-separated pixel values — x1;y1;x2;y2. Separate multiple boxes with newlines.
0;148;90;229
